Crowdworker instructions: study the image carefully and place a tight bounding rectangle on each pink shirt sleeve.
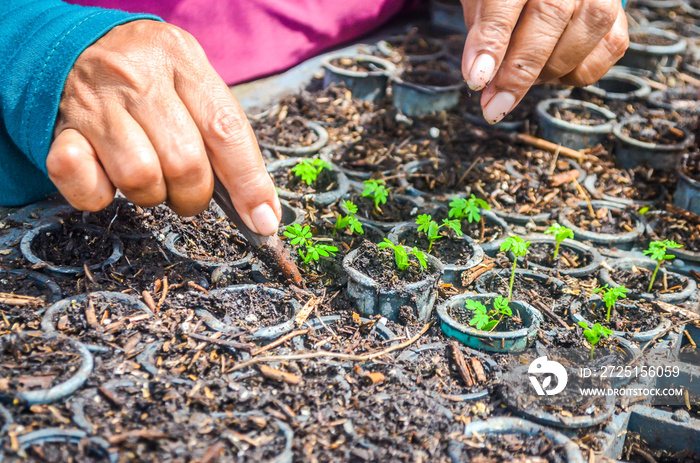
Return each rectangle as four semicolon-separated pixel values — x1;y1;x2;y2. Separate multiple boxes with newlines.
67;0;418;84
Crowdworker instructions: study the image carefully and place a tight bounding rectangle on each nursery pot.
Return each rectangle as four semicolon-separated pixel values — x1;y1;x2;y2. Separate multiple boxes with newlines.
266;157;349;206
582;69;651;101
583;173;666;207
279;199;306;227
20;223;123;276
515;236;603;278
343;194;429;232
387;222;484;286
613;117;694;171
429;0;468;33
504;158;587;187
165;231;252;271
321;54;396;102
0;268;62;310
599;258;697;303
391;70;463;116
294;315;398;350
342;246;443;323
558;200;645;252
258;121;329;157
619;27;687;72
646;211;700;264
648;89;700;115
461;418;585;463
376;35;445;63
569;297;671;342
16;428;115;463
536;98;616;151
674;152;700;215
437;293;542;353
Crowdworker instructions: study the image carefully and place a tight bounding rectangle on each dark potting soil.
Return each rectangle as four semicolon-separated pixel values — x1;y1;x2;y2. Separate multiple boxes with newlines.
463;89;538;123
628;32;679;47
301;313;397;354
624;118;687;145
0;335;82;392
613;268;688;295
462;218;504;244
583;298;662;333
0;272;51;311
622;431;698;462
352;193;421;224
396;227;474;266
400;70;460;87
481;272;565;317
461;430;570;463
448;300;525;332
271;164;338;196
682;149;700;182
650;214;700;252
595;169;662;201
350;241;436;289
525;241;593;271
172;210;249;263
22;440;111;462
63;200;152;238
30;223;114;268
329;57;378;73
548;104;609;126
387;35;442;57
332;143;403;175
254;117;320;148
405;160;469;194
566;205;638;234
486;174;573;217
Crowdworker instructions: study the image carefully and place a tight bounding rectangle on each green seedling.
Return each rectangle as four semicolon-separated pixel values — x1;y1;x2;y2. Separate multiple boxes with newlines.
334;200;364;236
377;238;427;272
449;194;490;224
544;223;574;260
291;158;331;185
499;236;531;303
579;321;613;359
415;214;462;253
466;296;512;332
592;284;628;322
361;179;390;212
643;239;683;293
283;223;338;269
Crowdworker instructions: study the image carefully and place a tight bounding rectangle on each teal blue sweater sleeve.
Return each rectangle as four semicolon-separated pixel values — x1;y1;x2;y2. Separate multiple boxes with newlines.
0;1;161;206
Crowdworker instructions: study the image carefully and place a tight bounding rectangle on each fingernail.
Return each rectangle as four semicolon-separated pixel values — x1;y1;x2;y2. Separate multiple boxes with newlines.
468;54;496;91
483;92;516;124
250;203;279;236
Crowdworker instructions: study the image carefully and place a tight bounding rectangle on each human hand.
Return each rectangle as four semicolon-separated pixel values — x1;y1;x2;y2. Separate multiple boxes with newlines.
46;20;281;235
461;0;629;123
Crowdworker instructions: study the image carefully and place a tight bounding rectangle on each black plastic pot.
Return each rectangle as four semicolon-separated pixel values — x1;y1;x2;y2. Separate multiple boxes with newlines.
681;0;700;18
321;54;396;102
0;268;62;312
41;291;153;352
504;158;586;187
194;284;302;343
558;200;645;252
429;0;467;33
599;257;697;303
461;418;585;462
258;121;329;157
569;297;671;342
209;413;294;463
20;223;123;276
342;246;443;323
376;35;445;63
15;428;115;463
646;211;700;265
0;403;12;434
491;207;552;226
613;117;694;171
343;194;429;232
674;152;700;215
619;27;687;72
279;199;306;227
583;173;666;207
648;89;700;115
437;293;542;353
391;70;463;116
1;332;94;405
165;231;252;271
463;110;526;132
387;221;484;286
266;157;349;206
582;69;652;101
536;98;616;150
515;236;602;278
294;315;397;350
71;379;138;434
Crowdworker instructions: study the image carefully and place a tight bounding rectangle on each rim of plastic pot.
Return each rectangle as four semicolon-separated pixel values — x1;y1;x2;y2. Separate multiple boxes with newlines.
342;193;429;231
648;89;700;114
16;428;115;463
437;293;543;353
258;121;329;156
266;157;349;206
627;27;687;56
674;151;700;213
501;364;616;429
391;70;463;116
321;53;397;77
491;207;552;226
681;0;700;18
71;379;138;434
468;210;512;256
279;199;306;228
398;341;502;401
208;413;294;463
399;159;492;199
462;417;585;462
20;223;123;276
569;297;671;342
613;117;694;153
164;232;252;271
646;212;700;263
195;284;302;343
342;246;444;323
294;315;398;350
463;111;526;132
558;200;645;248
536;98;616;134
516;236;602;278
386;221;484;286
0;268;62;311
3;332;94;406
582;69;652;101
599;257;697;303
504;158;587;187
638;0;683;7
41;291;153;352
392;70;463;93
474;269;570;302
583;174;665;207
0;403;12;434
376;36;445;62
133;341;194;384
320;146;397;182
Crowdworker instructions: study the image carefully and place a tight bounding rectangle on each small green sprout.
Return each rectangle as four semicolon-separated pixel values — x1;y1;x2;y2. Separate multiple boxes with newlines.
291;158;332;185
377;238;427;272
283;223;338;269
361;179;390;212
499;236;531;303
466;296;512;332
415;214;462;253
334;200;364;236
449;194;490;224
544;223;574;261
592;284;628;322
578;321;614;359
643;240;683;293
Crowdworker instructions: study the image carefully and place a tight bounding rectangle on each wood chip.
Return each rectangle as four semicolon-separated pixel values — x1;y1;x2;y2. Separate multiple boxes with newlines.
259;365;302;385
550;169;580;187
